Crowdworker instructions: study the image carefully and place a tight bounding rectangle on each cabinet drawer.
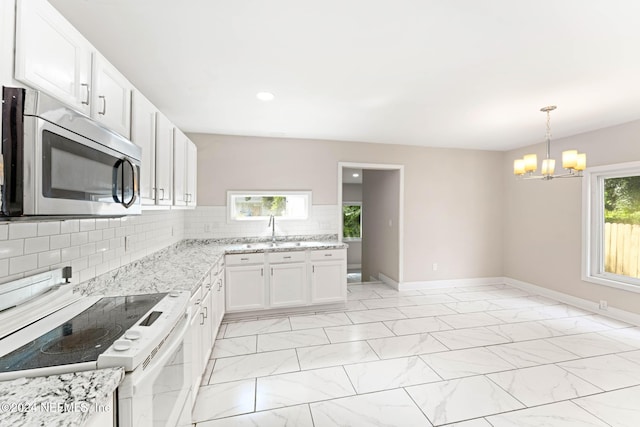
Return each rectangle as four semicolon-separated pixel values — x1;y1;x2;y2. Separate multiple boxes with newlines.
226;253;265;266
268;251;306;264
309;249;345;261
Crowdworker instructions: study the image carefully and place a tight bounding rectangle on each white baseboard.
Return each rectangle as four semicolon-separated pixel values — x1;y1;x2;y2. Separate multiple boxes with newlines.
398;277;505;291
504;277;640;327
378;272;400;290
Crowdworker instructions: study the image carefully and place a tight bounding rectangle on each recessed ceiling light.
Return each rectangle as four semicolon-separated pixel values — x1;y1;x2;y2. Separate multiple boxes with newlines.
256;92;275;101
352;173;360;178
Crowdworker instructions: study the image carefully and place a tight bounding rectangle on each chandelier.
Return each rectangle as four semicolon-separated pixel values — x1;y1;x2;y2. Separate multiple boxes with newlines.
513;106;586;180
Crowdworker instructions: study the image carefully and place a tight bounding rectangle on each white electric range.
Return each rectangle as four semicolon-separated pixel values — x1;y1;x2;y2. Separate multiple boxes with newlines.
0;268;193;427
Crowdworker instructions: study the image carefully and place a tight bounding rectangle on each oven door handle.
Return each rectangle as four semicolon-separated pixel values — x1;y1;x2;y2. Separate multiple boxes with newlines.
132;310;191;395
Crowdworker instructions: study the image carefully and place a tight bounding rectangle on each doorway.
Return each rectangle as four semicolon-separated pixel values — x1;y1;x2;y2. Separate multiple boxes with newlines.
338;162;404;288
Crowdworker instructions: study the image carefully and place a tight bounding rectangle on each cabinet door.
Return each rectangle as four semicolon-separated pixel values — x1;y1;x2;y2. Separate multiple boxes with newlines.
130;90;156;205
155;112;173;205
311;261;347;304
189;293;203;395
173;129;187;206
270;263;307;307
186;140;197;207
214;271;225;333
92;53;132;138
200;288;214;363
15;0;92;115
225;265;265;312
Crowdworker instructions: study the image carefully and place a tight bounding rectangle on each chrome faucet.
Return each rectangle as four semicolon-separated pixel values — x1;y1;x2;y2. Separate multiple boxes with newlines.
268;215;276;243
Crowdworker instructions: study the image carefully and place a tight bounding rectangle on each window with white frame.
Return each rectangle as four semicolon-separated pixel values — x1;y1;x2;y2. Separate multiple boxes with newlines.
343;202;362;240
228;191;311;221
583;161;640;292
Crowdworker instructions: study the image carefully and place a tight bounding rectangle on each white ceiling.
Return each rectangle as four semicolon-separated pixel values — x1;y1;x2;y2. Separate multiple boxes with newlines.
49;0;640;151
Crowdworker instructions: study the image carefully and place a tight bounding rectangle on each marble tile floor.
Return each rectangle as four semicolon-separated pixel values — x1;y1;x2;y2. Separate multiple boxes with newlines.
192;281;640;426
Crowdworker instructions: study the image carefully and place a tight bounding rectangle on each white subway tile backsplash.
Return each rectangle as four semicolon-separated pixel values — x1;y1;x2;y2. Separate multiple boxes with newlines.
183;205;339;239
50;234;71;250
71;232;89;247
95;219;109;230
0;259;8;277
79;219;96;232
37;222;61;236
88;253;103;267
60;219;79;234
10;254;38;275
38;250;61;268
9;223;38;239
61;246;80;262
0;210;183;285
0;240;25;260
24;236;50;254
80;243;97;257
88;230;102;242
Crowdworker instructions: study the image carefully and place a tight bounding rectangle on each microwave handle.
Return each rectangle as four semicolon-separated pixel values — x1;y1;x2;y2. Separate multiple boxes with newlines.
121;157;138;208
113;157;138;208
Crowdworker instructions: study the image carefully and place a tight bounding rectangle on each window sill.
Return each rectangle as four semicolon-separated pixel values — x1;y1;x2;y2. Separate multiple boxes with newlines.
582;273;640;294
343;237;362;242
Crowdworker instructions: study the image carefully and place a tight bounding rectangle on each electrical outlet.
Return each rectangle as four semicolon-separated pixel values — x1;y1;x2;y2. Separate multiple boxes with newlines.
599;300;608;310
432;263;438;271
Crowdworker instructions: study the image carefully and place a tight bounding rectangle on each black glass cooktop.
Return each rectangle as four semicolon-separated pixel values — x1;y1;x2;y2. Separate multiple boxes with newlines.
0;293;166;373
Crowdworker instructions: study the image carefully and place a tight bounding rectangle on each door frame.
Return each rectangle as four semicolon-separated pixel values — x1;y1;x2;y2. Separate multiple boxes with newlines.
338;162;404;285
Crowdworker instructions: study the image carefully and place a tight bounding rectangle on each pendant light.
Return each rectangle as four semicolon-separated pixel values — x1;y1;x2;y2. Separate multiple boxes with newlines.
513;106;586;180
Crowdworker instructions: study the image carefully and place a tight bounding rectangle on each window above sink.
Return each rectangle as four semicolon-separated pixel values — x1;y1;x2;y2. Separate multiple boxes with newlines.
227;191;311;221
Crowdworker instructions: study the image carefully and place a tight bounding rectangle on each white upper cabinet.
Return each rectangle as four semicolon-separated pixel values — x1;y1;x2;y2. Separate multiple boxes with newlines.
155;112;174;206
173;129;197;208
15;0;92;115
91;53;132;138
186;140;198;207
130;90;157;205
173;129;187;207
14;0;132;138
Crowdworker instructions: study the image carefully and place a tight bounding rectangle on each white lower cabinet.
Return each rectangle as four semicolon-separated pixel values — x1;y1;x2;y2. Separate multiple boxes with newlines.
225;265;266;312
268;251;307;308
188;288;203;398
225;248;346;313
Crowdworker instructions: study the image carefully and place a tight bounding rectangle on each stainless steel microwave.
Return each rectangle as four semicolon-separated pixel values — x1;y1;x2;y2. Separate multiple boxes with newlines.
1;86;140;218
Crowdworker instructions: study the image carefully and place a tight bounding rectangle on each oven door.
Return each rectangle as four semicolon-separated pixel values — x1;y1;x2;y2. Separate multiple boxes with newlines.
118;311;192;427
23;115;140;216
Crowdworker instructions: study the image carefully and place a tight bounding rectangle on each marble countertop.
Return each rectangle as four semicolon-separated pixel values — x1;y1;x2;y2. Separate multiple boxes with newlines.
0;367;123;427
75;236;346;297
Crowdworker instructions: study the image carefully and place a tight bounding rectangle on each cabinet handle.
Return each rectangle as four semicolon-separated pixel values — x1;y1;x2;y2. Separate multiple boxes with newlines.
98;95;107;115
159;188;165;200
283;256;292;259
200;312;205;325
241;257;249;261
271;267;273;276
195;298;201;305
312;265;315;273
324;254;333;257
261;268;263;276
203;306;208;318
81;83;90;105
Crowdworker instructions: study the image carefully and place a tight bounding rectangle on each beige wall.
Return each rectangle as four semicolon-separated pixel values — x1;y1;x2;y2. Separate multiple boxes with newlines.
189;133;505;283
362;170;400;282
503;119;640;314
343;184;363;202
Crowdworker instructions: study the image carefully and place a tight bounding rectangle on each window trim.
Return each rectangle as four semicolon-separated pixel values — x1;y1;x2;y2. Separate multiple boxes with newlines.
227;190;312;222
582;161;640;293
342;201;362;241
